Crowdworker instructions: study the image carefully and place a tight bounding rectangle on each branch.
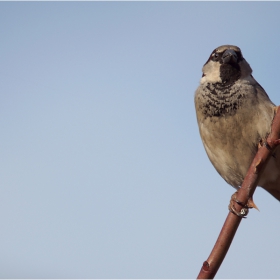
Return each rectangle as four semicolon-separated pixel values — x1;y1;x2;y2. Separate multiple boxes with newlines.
197;106;280;279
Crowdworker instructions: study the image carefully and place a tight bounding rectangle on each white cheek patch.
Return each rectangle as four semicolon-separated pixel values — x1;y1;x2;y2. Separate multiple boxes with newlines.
200;60;222;84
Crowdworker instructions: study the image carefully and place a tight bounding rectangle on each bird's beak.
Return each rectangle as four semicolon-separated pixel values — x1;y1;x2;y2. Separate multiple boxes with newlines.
222;49;238;64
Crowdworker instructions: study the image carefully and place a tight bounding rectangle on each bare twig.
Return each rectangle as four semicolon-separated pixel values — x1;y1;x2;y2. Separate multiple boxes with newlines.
197;106;280;279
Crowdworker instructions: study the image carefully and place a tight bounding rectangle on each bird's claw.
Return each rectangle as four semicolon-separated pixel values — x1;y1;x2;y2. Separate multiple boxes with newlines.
228;192;259;218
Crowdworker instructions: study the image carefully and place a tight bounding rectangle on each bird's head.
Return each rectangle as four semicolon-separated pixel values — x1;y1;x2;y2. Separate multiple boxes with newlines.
201;45;252;86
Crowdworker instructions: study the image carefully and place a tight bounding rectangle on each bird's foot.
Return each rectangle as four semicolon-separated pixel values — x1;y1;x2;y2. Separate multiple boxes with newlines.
259;136;280;152
258;138;277;158
228;192;259;218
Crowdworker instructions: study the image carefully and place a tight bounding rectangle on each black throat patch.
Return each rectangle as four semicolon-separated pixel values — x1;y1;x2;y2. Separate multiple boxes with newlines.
219;63;241;86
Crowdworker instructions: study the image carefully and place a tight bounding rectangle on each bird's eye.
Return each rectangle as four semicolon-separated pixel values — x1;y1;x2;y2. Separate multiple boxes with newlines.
212;52;219;61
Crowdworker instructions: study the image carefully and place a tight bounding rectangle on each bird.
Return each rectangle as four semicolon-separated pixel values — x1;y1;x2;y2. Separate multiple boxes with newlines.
194;45;280;203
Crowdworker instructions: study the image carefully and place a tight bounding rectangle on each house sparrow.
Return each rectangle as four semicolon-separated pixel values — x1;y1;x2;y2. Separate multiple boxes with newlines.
195;45;280;201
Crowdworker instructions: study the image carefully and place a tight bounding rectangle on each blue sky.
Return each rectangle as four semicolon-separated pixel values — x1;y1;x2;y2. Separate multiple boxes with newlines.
1;2;280;278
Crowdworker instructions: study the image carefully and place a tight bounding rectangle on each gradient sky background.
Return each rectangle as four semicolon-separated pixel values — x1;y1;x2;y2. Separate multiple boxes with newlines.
1;2;280;278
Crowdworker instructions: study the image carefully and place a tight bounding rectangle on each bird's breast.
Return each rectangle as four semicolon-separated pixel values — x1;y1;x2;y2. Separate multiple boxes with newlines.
195;82;245;118
194;80;275;188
